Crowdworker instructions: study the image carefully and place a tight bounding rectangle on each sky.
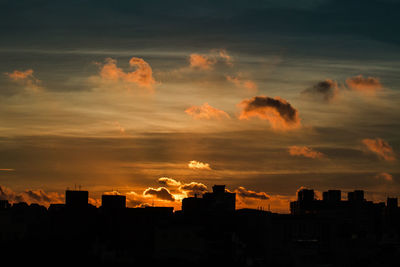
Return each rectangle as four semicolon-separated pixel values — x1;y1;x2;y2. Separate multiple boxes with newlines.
0;0;399;213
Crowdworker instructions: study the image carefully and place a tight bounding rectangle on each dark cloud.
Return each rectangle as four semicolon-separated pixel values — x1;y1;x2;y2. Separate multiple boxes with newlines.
239;96;300;130
143;187;175;201
235;186;270;200
301;79;338;102
179;182;208;196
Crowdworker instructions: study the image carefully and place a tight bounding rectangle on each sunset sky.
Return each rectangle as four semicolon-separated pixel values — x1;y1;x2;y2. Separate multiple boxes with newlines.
0;0;399;212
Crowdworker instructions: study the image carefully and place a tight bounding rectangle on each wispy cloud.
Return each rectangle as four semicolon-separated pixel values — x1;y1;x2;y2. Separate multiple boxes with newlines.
226;73;258;92
189;49;233;70
375;172;393;182
185;103;230;120
362;138;396;161
5;69;42;92
301;79;339;102
289;146;324;159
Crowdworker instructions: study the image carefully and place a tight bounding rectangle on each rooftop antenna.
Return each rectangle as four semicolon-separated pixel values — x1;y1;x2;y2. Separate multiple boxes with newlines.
268;204;271;212
78;185;81;191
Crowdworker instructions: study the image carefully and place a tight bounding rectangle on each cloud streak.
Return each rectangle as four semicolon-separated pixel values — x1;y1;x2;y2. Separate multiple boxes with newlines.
226;74;258;92
235;186;270;200
289;146;324;159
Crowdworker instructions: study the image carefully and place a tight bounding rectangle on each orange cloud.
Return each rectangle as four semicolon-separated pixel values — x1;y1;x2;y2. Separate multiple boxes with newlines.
346;75;382;95
226;74;258;92
188;160;211;170
362;138;396;161
189;49;233;70
143;187;175;201
375;172;393;182
185;103;230;120
0;185;63;207
189;54;216;70
288;146;324;159
5;69;42;92
99;57;156;90
239;96;301;130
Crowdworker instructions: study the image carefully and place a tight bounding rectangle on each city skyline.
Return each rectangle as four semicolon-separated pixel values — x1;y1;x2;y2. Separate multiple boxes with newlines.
0;0;399;214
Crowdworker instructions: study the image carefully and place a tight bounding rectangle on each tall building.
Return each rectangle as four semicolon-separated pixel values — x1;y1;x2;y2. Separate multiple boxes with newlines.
182;185;236;213
101;194;126;210
323;190;341;202
65;190;88;209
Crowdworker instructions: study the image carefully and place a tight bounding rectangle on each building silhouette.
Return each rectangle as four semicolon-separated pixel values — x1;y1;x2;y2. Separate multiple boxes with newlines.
65;189;88;209
0;185;399;266
101;194;126;210
182;184;235;214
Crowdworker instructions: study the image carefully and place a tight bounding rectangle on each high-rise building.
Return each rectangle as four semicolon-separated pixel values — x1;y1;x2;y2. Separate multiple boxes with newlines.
65;190;88;209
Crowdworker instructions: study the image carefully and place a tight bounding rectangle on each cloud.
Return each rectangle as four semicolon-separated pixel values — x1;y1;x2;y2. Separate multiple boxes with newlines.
189;54;217;70
5;69;42;92
189;49;233;70
143;187;175;201
0;169;15;171
185;103;230;120
217;49;233;66
235;186;270;200
158;177;182;187
226;74;258;92
103;190;122;195
0;185;63;207
362;138;396;161
126;191;149;207
98;57;156;90
179;182;208;195
346;75;382;95
288;146;324;159
158;177;208;197
375;172;393;182
301;79;339;102
188;160;211;170
239;96;301;130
